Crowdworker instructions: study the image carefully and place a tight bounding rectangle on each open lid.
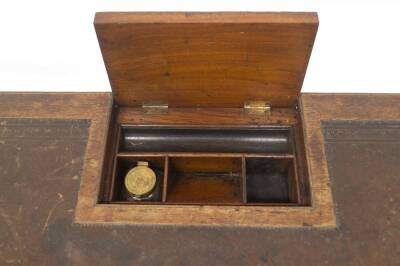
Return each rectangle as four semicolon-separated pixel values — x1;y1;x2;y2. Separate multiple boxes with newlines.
95;12;318;108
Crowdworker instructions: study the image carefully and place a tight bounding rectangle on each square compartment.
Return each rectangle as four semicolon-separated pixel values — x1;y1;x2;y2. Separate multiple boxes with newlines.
245;157;299;203
111;156;165;202
166;157;242;204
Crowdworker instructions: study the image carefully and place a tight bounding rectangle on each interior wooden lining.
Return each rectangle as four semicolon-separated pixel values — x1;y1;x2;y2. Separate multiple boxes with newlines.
108;126;121;201
98;109;119;203
117;152;295;158
292;110;311;205
117;107;298;125
245;157;298;204
166;156;242;204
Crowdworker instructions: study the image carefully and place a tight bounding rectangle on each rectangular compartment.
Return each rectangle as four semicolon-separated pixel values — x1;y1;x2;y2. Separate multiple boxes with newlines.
166;157;243;204
111;156;166;202
99;123;310;206
245;157;299;204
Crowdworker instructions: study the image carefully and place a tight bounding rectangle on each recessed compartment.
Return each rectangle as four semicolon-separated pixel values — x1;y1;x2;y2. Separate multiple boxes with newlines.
245;157;299;204
111;156;165;202
99;124;310;206
166;157;242;204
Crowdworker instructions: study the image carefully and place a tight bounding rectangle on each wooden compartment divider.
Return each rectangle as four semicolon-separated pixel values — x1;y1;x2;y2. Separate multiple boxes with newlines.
162;156;169;202
241;156;247;204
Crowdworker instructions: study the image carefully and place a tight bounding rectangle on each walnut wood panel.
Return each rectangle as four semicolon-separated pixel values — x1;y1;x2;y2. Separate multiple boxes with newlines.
95;12;319;24
95;12;318;108
117;107;298;125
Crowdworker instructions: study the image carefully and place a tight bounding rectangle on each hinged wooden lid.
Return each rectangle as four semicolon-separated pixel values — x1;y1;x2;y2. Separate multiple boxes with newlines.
95;12;318;108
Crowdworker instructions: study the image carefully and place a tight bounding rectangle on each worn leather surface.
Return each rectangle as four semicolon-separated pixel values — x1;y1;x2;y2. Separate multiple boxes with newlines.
1;97;400;265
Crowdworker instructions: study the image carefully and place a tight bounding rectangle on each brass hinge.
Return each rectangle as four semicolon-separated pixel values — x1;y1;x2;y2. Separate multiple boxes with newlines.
244;101;271;116
142;102;168;114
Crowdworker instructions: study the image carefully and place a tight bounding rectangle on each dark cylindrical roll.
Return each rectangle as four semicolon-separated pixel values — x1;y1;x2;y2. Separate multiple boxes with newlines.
122;128;289;153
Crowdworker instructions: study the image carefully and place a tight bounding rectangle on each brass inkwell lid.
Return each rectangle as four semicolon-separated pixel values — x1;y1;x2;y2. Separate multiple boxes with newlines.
124;161;156;196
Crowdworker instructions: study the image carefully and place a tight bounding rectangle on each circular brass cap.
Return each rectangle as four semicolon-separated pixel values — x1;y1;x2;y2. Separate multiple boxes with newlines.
124;161;156;196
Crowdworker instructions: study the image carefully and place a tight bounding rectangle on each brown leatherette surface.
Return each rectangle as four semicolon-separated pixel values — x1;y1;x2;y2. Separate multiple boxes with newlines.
0;93;399;265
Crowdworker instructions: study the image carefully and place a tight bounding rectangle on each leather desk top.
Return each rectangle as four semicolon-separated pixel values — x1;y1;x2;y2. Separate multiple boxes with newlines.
0;93;399;265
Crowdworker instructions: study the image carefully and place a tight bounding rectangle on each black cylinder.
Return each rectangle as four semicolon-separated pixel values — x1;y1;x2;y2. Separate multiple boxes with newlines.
122;128;289;153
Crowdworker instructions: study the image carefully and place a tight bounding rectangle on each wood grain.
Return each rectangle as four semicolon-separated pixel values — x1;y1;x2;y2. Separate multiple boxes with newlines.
95;12;319;24
117;107;298;125
95;12;318;108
